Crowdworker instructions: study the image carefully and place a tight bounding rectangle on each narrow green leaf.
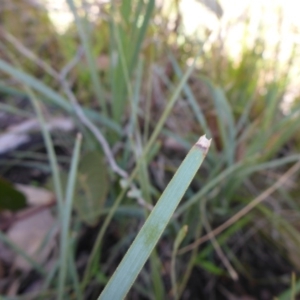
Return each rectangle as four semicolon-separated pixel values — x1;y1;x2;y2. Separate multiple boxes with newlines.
196;260;225;276
130;0;155;71
171;225;188;299
65;0;107;115
58;134;82;300
278;278;300;300
0;59;70;111
99;135;211;300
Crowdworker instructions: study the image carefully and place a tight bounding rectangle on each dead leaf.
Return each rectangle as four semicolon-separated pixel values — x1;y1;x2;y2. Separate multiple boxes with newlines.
16;184;54;206
7;209;56;271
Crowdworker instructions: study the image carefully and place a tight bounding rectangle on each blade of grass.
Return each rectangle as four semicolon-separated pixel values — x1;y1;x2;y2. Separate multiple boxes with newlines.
58;134;82;300
130;0;155;71
128;57;143;136
171;225;188;299
65;0;107;115
210;84;236;165
41;259;59;295
278;277;300;300
0;59;70;111
149;250;165;300
177;223;202;299
8;49;73;294
108;2;127;123
131;0;145;50
82;50;203;287
111;14;133;99
0;80;26;97
69;252;83;300
132;116;165;299
26;89;64;215
0;60;120;134
241;154;300;177
200;193;238;280
98;135;211;300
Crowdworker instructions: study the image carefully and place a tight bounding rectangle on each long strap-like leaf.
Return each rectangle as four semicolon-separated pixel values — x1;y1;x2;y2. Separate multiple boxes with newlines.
99;135;211;300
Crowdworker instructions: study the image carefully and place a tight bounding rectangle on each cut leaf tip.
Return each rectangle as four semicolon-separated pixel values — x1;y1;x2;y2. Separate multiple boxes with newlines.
196;135;212;154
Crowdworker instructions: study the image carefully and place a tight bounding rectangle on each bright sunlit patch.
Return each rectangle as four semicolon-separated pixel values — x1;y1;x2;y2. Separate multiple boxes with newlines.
44;0;300;107
44;0;73;34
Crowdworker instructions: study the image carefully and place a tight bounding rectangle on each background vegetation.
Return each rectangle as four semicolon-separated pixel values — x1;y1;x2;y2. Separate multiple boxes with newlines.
0;0;300;299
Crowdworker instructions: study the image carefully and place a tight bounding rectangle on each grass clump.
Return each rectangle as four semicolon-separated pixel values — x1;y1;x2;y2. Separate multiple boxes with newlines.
0;0;300;299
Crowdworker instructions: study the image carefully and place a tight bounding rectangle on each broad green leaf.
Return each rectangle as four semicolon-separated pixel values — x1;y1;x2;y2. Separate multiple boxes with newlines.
73;151;108;225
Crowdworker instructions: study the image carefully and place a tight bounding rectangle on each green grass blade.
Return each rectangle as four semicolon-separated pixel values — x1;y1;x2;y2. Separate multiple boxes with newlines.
171;225;188;299
0;81;26;97
128;57;143;136
0;59;70;111
65;0;107;115
27;90;64;214
69;249;83;300
99;136;211;300
130;0;155;71
82;51;203;286
112;18;133;100
0;59;121;135
278;278;300;300
58;134;82;300
150;250;165;300
211;86;236;165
